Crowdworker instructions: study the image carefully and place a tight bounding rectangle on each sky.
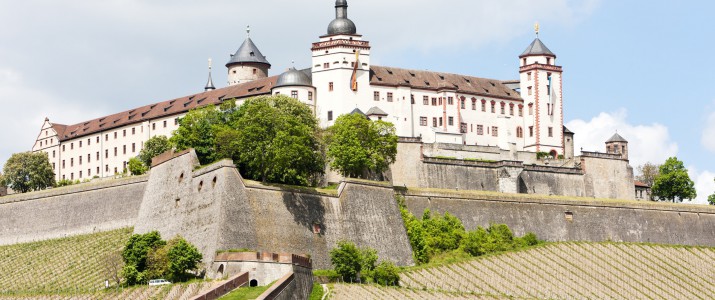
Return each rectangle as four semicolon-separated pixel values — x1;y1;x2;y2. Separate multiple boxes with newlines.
0;0;713;203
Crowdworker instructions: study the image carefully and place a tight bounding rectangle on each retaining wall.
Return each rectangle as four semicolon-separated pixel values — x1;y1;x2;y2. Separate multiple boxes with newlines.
402;189;715;246
0;175;147;246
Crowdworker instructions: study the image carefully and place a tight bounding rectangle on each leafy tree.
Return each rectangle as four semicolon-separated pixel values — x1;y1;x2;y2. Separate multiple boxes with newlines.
326;113;397;179
371;261;400;286
708;179;715;206
330;241;362;282
2;151;55;193
421;210;466;257
652;157;697;202
166;236;203;282
121;231;165;285
128;157;148;176
218;95;324;185
138;135;172;167
171;106;224;165
636;162;660;187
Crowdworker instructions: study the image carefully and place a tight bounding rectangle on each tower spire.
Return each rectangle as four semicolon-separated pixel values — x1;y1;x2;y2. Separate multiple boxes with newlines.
246;25;250;38
205;58;215;91
535;22;540;38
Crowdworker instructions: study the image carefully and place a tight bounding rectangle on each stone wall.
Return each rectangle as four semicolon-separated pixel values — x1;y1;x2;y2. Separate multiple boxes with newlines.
135;150;414;269
402;189;715;247
581;154;635;200
0;176;147;246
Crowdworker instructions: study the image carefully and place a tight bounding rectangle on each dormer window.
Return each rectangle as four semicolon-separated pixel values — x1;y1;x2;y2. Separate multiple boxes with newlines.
250;51;255;57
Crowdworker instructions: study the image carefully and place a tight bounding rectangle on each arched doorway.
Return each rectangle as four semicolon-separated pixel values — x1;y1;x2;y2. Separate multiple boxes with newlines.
250;279;258;287
549;150;557;159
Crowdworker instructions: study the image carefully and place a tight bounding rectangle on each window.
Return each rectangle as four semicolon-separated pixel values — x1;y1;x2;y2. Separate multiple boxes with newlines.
432;117;437;127
420;117;428;126
106;165;109;172
460;99;465;109
548;127;553;137
152;123;156;130
439;97;443;105
523;58;527;65
509;104;514;116
328;111;333;121
471;99;476;110
96;152;100;160
62;145;65;152
477;125;484;135
448;97;454;105
500;102;505;115
527;72;532;81
387;92;393;102
438;117;443;126
518;105;523;117
163;120;167;128
70;158;74;167
71;173;74;180
62;160;65;169
329;82;334;91
114;167;118;174
87;154;90;163
105;149;109;158
123;145;126;155
529;103;534;115
432;98;437;106
132;128;135;135
308;92;313;101
87;138;91;146
105;134;108;141
481;100;486;112
290;90;298;99
88;169;91;177
411;94;415;104
71;143;74;150
97;167;100;174
79;141;82;148
97;136;100;143
528;86;532;96
253;68;257;75
52;163;55;170
52;150;55;158
174;119;179;126
460;123;467;133
516;127;523;138
374;91;380;101
123;129;126;137
546;58;551;65
114;132;117;139
492;126;498;137
423;96;429;105
114;147;117;157
491;101;496;113
529;126;534;137
79;171;82;179
132;143;136;153
323;62;329;69
448;117;454;126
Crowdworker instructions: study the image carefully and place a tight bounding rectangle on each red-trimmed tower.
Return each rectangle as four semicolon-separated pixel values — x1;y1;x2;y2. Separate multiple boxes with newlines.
519;29;564;156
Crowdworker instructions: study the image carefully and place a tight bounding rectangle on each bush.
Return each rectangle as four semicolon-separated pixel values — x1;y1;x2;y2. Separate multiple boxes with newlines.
330;241;362;282
120;232;202;285
485;223;514;252
518;232;540;247
421;210;466;257
461;227;489;256
371;261;400;286
166;237;203;282
56;179;75;187
128;157;148;176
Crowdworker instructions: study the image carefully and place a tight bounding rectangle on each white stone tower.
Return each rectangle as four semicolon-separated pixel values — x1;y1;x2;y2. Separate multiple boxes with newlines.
519;25;564;156
311;0;372;126
226;26;271;86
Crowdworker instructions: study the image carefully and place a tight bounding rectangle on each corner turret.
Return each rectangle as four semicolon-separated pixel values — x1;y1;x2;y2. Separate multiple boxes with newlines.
606;133;629;160
226;26;271;86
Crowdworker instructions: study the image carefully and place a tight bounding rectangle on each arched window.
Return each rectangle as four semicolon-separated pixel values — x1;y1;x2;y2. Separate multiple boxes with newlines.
516;127;523;138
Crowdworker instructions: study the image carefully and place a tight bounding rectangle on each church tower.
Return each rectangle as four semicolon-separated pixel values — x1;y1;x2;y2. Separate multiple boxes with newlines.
311;0;371;126
226;27;271;86
519;25;564;156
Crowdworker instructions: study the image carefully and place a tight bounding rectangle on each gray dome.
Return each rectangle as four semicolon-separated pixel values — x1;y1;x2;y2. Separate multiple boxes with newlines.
328;18;357;35
226;37;271;67
275;67;312;88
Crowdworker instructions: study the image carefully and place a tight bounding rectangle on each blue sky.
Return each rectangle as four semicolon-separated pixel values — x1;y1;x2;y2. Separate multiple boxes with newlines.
0;0;713;202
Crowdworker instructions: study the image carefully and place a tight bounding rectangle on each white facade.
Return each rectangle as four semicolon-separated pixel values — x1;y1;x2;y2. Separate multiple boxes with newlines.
32;0;569;180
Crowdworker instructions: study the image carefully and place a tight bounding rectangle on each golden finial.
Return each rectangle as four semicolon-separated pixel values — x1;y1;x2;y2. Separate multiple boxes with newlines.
535;22;540;37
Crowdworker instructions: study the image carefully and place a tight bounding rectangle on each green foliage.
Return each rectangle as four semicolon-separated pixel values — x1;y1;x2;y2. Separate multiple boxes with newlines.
171;106;224;165
330;241;363;282
219;283;272;300
138;135;173;167
56;179;75;187
121;231;165;285
396;196;428;264
166;237;203;282
218;95;325;185
421;210;466;257
536;151;550;159
652;157;697;202
2;151;55;193
371;261;400;286
308;283;324;300
461;227;489;256
127;157;148;176
325;113;398;179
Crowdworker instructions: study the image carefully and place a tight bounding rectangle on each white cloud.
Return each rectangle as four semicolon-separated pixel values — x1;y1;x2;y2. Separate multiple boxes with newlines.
702;110;715;153
687;168;715;205
565;109;678;168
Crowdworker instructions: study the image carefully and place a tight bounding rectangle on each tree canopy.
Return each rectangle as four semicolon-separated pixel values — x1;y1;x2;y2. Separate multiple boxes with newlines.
708;178;715;206
138;135;172;167
216;95;324;185
2;151;55;193
651;157;697;202
636;162;660;188
121;231;202;285
171;106;224;165
326;113;397;179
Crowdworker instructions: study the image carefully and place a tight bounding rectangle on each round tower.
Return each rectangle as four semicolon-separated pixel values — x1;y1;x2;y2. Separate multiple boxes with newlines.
606;133;629;160
226;26;271;86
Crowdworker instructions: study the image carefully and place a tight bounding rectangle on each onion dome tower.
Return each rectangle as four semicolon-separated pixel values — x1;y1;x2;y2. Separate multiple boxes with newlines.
226;26;271;86
327;0;357;35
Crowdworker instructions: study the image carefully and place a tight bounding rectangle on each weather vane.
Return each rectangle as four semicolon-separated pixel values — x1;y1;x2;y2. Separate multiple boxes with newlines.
247;25;251;37
208;58;212;70
535;22;540;38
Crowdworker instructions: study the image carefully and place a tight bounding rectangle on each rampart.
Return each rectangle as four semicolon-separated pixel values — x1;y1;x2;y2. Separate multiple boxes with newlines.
401;188;715;246
0;175;147;246
134;150;414;269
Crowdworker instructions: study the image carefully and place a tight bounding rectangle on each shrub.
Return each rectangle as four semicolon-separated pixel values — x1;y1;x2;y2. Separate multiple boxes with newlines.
461;227;489;256
128;157;148;176
330;241;362;282
421;210;465;257
166;237;203;282
56;179;75;187
518;232;540;247
371;261;400;286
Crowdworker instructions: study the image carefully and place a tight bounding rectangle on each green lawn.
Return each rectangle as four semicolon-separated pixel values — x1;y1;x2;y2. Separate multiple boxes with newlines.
219;284;271;300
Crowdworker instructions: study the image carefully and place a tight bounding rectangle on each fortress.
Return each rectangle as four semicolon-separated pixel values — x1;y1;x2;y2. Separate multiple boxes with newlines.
8;0;713;278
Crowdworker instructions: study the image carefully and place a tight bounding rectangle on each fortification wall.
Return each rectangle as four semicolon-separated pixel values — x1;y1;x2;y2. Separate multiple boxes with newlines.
135;151;413;269
519;168;586;197
402;189;715;247
582;155;635;200
0;176;147;246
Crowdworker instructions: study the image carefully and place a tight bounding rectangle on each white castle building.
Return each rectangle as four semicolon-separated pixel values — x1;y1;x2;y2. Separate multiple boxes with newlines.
32;0;569;182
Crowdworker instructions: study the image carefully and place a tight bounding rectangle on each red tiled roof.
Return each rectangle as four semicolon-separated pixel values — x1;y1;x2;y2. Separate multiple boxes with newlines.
370;65;522;101
52;76;278;142
634;181;650;188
